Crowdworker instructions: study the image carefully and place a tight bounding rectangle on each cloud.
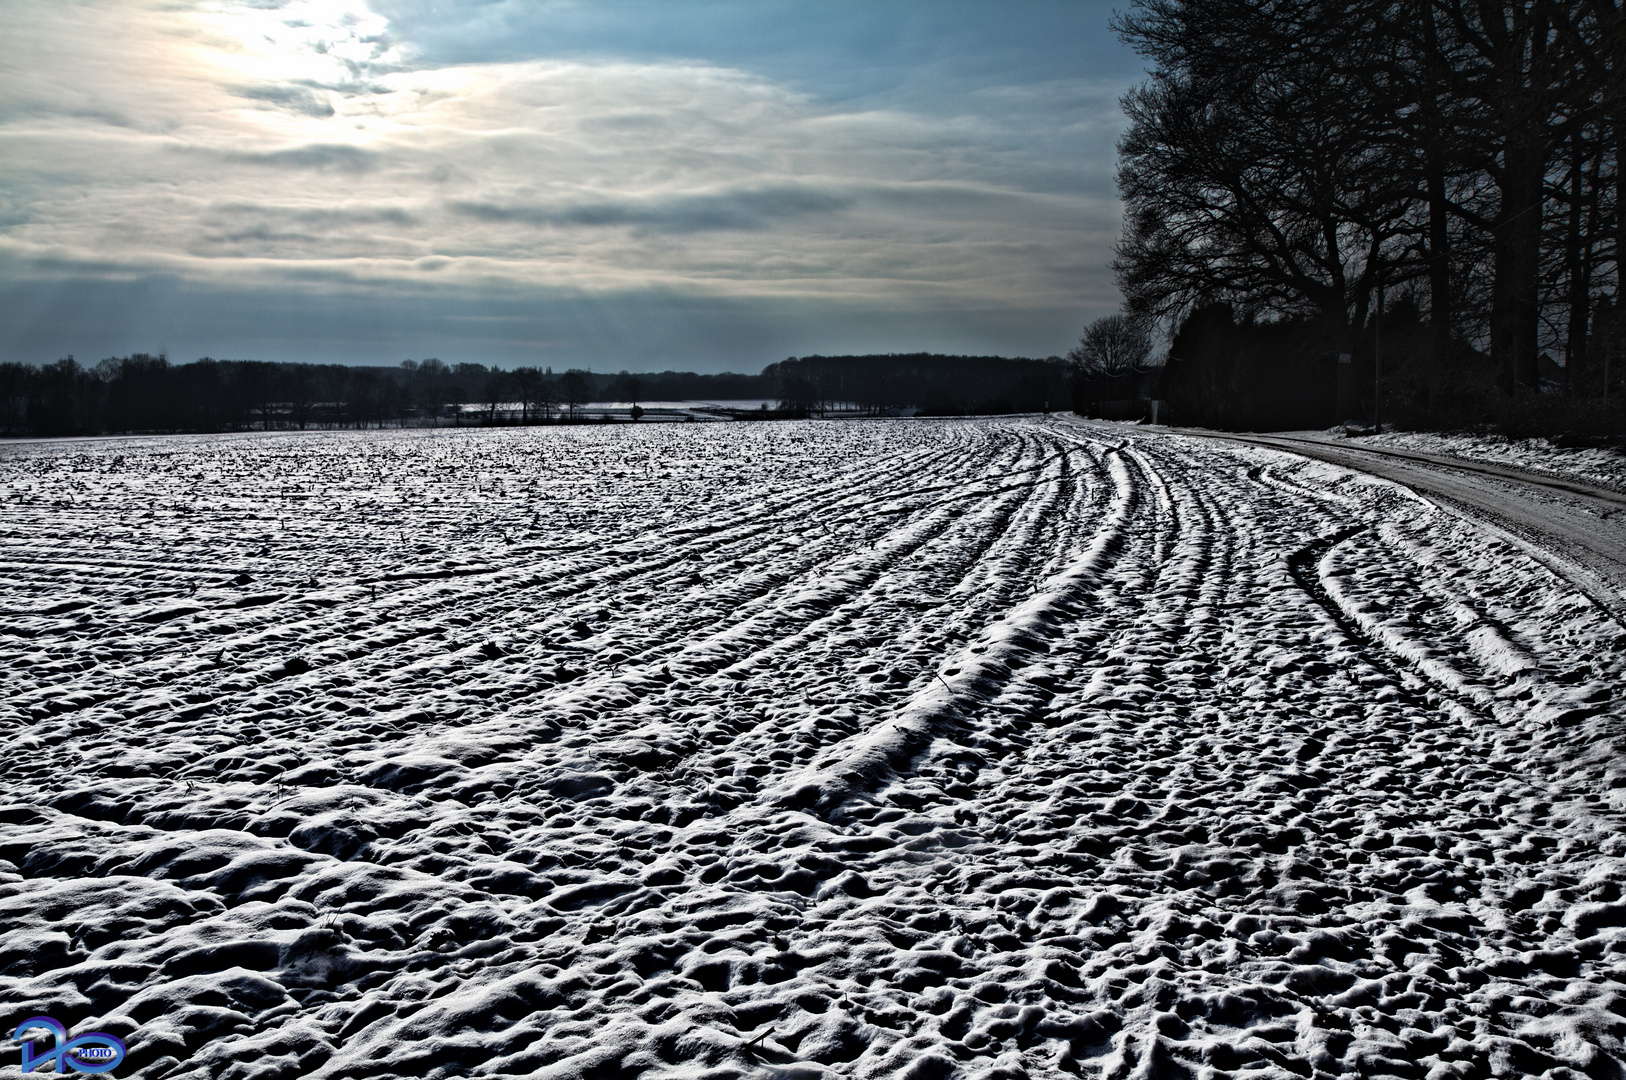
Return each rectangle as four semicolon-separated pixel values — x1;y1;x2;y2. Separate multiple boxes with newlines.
215;143;380;171
449;186;854;234
0;0;1133;368
0;259;1097;369
235;83;337;118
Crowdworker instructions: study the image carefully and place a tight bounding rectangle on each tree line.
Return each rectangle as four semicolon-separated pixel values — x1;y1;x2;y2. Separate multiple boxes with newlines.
0;356;584;436
1111;0;1625;432
0;353;1080;437
0;356;789;437
765;355;1072;416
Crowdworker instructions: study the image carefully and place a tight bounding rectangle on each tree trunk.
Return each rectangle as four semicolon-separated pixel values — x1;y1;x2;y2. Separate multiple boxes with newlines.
1597;0;1626;400
1422;2;1450;414
1617;116;1626;401
1426;160;1451;412
1563;138;1590;396
1491;137;1545;392
1481;1;1554;395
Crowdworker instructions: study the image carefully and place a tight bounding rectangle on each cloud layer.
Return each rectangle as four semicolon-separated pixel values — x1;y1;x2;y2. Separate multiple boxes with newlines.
0;0;1134;368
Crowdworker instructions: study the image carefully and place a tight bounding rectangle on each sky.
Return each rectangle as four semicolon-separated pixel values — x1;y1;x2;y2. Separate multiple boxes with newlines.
0;1;1146;372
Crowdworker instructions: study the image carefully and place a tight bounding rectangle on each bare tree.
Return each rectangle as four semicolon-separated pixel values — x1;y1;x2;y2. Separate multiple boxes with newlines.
1114;0;1622;408
511;366;544;424
482;371;511;425
537;369;558;422
558;370;590;421
1114;0;1415;353
1069;315;1154;378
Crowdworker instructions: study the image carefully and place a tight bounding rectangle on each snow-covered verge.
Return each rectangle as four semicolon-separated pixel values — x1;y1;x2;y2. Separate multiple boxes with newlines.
1323;428;1626;494
2;419;1625;1079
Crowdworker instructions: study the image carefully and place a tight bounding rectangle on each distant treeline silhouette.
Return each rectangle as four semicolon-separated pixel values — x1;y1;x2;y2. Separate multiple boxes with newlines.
0;353;1071;436
1;356;543;436
766;354;1070;416
1112;0;1625;434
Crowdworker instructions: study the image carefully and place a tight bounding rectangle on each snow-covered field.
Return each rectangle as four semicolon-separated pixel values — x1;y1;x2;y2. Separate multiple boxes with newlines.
3;418;1625;1079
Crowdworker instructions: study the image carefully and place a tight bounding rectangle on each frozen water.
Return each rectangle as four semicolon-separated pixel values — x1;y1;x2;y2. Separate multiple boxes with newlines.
2;418;1625;1078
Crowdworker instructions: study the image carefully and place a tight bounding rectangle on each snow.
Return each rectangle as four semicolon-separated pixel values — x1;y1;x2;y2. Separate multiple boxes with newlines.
1333;428;1626;494
3;418;1626;1078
